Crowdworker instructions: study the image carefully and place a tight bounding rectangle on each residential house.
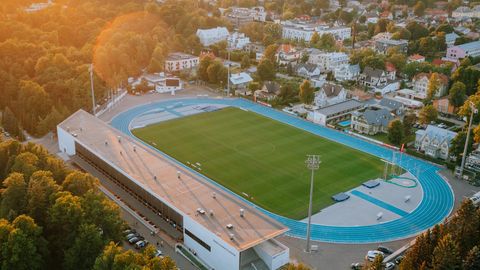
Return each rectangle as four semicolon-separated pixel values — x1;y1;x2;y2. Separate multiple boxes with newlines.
375;39;408;54
295;63;321;78
229;72;253;91
445;40;480;61
377;97;404;116
255;81;280;101
281;20;351;42
408;54;425;63
358;66;399;95
415;125;457;160
164;53;200;72
351;108;394;135
445;33;460;48
196;27;229;46
314;83;347;107
412;72;449;99
227;32;250;49
276;44;301;65
334;64;360;81
433;97;456;115
308;52;349;72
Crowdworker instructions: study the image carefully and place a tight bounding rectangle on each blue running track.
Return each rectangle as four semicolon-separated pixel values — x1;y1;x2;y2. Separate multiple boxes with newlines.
110;97;454;244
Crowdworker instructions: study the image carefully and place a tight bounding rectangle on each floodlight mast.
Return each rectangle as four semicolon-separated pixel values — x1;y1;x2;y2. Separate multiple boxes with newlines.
460;101;477;177
305;154;320;253
89;64;96;116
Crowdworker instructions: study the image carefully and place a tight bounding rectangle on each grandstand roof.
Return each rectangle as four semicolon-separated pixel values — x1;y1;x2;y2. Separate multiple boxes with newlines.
58;110;288;252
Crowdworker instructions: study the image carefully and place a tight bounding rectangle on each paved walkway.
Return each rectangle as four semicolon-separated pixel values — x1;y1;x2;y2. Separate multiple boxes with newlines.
110;97;454;244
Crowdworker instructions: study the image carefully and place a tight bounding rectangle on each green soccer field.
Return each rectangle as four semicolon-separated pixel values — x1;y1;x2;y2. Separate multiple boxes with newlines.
132;107;384;219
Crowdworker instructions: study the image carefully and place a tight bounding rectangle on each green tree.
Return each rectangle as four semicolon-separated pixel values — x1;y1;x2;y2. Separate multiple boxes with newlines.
403;113;417;136
310;32;320;47
447;200;480;257
62;171;98;197
0;173;27;219
26;171;60;226
263;44;278;64
432;234;461;269
448;82;466;108
198;55;215;81
1;107;24;140
387;119;404;146
451;131;474;162
9;152;39;180
257;59;276;81
1;215;47;270
414;2;426;17
427;73;441;100
64;224;105;270
241;55;250;69
93;242;122;270
369;254;384;270
464;246;480;270
419;105;438;125
299;80;314;104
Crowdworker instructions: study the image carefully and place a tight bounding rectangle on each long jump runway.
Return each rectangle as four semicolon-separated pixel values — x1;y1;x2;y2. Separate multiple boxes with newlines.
111;97;454;244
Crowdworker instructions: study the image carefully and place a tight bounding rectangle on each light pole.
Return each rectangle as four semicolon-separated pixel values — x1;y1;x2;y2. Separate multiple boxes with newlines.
459;101;477;178
89;64;96;116
227;49;231;96
305;154;320;253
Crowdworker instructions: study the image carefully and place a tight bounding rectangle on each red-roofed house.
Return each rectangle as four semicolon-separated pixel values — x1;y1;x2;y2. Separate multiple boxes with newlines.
275;44;301;65
408;54;426;63
385;62;397;79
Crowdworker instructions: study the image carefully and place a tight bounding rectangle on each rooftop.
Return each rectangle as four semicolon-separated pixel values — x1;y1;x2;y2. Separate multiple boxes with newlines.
317;99;363;116
58;110;288;252
166;53;198;61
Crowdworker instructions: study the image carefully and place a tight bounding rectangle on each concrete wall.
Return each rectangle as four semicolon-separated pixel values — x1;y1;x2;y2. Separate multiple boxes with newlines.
183;216;240;270
57;126;76;155
253;239;289;270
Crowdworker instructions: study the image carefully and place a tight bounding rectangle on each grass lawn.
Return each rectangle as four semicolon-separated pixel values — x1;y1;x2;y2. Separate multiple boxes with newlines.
132;107;384;219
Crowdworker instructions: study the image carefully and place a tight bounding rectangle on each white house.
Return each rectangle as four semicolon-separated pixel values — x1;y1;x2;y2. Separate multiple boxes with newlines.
295;63;321;78
314;83;347;107
358;66;399;95
227;32;251;50
452;6;480;19
196;27;230;46
225;6;267;27
230;72;253;90
165;53;200;72
415;125;457;160
334;64;360;81
281;20;351;42
308;52;349;72
412;72;449;99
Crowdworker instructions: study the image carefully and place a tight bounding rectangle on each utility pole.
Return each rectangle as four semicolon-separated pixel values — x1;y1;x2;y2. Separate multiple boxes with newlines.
305;155;320;253
227;49;231;96
89;64;96;116
460;101;477;178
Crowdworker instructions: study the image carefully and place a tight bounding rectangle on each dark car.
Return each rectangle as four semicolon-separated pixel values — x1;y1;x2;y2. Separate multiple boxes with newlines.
395;255;404;264
125;233;139;240
128;236;144;245
378;245;394;254
351;262;363;269
123;229;135;236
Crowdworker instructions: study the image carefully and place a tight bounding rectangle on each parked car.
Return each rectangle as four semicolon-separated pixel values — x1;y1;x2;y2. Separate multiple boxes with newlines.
385;262;395;270
394;255;404;264
125;233;139;240
123;229;135;235
366;250;384;262
155;249;163;257
128;236;144;245
135;240;149;249
378;245;393;254
351;262;363;269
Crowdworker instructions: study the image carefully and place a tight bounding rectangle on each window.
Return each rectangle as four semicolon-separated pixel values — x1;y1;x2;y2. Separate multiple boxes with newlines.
185;229;211;251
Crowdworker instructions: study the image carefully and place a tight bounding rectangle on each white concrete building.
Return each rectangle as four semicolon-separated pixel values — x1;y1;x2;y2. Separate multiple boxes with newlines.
196;27;230;46
307;99;363;126
445;40;480;61
281;20;351;42
225;6;267;27
165;53;199;72
227;32;251;50
57;111;290;270
308;52;349;72
452;6;480;19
